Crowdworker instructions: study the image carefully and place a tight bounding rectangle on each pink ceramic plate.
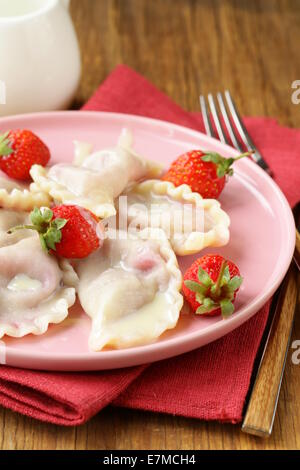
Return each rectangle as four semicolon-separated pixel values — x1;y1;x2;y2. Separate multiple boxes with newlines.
0;111;295;371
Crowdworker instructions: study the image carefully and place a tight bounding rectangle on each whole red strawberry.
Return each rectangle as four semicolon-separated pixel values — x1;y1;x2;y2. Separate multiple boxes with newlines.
0;129;50;180
183;254;243;318
8;205;104;259
163;150;251;199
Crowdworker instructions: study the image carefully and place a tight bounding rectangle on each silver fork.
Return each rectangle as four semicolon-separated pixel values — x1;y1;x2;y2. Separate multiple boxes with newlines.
199;91;298;438
199;90;271;174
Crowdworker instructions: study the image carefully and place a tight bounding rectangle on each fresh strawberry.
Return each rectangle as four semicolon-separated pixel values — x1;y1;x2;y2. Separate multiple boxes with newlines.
163;150;252;199
183;254;243;318
0;129;50;180
8;205;104;259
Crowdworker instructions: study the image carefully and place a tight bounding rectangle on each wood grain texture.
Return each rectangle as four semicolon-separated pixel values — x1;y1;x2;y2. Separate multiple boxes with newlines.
242;264;298;437
0;0;300;450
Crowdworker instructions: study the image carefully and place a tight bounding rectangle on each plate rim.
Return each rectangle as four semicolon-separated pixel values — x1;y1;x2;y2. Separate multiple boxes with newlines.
0;110;295;369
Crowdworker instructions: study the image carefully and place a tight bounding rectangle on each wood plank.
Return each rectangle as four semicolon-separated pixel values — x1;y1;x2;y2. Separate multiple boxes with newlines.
0;0;299;450
242;265;298;437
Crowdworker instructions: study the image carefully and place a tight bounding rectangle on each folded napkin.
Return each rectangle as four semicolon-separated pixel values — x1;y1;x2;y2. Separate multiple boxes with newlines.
0;65;298;426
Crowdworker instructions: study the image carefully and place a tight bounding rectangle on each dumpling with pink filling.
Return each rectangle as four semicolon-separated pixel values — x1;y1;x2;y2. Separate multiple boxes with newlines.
119;179;230;255
76;228;183;350
30;129;162;218
0;208;35;248
0;236;76;338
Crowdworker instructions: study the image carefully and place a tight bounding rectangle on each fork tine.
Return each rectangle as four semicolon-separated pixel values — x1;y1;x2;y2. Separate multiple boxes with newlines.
199;95;215;138
225;90;272;173
226;91;272;174
224;90;265;162
216;92;244;152
207;93;229;145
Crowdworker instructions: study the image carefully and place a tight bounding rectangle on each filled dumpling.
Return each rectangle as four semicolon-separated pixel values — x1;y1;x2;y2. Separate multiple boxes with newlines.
0;208;34;248
118;179;230;255
30;129;162;218
76;228;183;350
0;170;51;211
0;236;76;338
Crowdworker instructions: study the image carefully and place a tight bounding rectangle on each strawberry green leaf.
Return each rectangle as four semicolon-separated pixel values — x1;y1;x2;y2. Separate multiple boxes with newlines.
44;227;62;251
39;234;48;252
201;153;221;164
201;150;253;180
224;158;234;169
197;267;213;286
8;206;68;254
184;280;207;294
196;293;205;304
51;218;68;230
227;276;243;291
221;265;231;285
202;298;215;309
220;299;235;318
41;208;54;223
216;166;226;178
196;304;217;315
31;207;48;226
0;132;13;157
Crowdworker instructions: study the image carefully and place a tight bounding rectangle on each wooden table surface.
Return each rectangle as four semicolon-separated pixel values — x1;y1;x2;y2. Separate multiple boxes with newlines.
1;0;300;450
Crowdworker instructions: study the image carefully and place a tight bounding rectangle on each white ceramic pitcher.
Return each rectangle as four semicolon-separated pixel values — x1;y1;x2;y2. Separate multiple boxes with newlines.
0;0;81;116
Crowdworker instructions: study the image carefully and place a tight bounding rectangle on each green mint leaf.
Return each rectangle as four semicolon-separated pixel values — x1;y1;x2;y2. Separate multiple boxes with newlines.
197;267;213;287
228;276;243;291
220;299;235;318
184;280;206;294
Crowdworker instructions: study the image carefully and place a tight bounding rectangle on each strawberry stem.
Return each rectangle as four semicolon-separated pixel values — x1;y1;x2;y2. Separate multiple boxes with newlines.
214;260;227;297
232;150;254;162
7;224;42;234
201;150;255;179
7;207;68;252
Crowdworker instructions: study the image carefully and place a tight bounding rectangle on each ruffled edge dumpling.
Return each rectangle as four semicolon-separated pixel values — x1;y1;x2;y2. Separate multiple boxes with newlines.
73;129;163;179
29;129;163;219
0;177;52;212
0;242;78;339
79;227;183;350
59;258;79;288
29;164;115;219
0;286;76;338
124;179;230;255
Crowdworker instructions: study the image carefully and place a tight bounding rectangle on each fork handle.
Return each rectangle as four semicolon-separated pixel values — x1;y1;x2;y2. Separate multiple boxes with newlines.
295;229;300;270
242;262;298;437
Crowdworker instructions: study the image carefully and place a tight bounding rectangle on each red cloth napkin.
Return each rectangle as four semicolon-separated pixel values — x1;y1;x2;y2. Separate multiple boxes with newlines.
0;65;298;426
